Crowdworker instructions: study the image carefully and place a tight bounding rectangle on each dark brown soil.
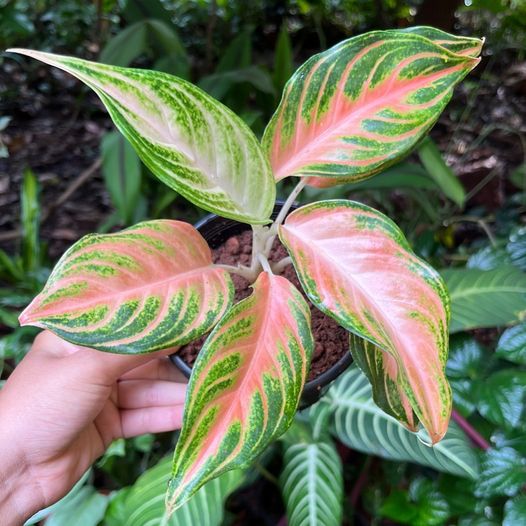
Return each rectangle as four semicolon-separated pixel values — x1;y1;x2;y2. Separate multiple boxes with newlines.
177;230;349;382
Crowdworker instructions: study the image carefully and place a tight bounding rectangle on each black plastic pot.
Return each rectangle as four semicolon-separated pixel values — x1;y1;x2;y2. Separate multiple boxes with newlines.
169;203;353;408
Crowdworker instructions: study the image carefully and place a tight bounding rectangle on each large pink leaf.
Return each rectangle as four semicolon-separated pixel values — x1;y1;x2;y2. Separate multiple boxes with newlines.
167;272;313;511
263;29;481;187
279;200;451;442
19;220;233;354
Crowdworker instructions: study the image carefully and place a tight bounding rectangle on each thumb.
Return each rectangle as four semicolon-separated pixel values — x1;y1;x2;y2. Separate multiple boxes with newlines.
33;331;177;385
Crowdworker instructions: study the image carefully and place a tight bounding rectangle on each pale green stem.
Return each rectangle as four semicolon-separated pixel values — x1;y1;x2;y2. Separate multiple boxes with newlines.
258;253;273;274
263;178;307;257
271;256;292;274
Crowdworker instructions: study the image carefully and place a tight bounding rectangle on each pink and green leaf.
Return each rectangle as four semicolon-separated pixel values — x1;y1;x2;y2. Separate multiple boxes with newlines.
263;29;482;187
7;49;275;225
400;26;484;57
167;272;313;512
279;200;451;442
19;220;234;354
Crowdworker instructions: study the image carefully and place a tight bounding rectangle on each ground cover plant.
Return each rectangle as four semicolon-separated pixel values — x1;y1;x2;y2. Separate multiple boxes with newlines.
5;26;484;518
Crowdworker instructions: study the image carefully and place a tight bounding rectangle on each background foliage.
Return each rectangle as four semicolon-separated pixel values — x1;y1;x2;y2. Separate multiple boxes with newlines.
1;0;526;524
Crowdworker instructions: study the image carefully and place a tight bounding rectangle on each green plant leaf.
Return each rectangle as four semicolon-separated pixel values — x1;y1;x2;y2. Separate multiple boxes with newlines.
504;495;526;526
167;272;314;511
8;49;275;224
467;245;512;271
274;23;294;94
507;227;526;271
496;323;526;364
477;370;526;429
280;200;451;442
446;335;486;378
216;29;252;73
441;267;526;332
198;66;276;101
100;19;189;78
101;131;142;225
280;421;343;526
476;447;526;498
321;365;479;478
25;471;108;526
21;167;41;273
114;456;244;525
19;220;234;353
381;478;450;526
263;29;481;186
417;137;465;206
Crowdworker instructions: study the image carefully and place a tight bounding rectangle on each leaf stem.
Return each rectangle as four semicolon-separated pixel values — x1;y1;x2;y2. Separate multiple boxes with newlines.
262;178;307;258
274;178;307;230
271;256;292;274
215;263;257;281
258;253;272;274
451;409;490;450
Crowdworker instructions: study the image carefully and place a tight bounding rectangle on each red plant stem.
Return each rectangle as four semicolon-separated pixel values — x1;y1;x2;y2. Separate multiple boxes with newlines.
452;409;490;450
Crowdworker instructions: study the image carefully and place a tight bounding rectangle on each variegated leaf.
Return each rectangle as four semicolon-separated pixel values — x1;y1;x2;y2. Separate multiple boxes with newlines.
400;26;484;57
8;49;275;224
350;333;417;431
263;29;481;187
279;200;451;442
167;272;314;511
19;220;234;354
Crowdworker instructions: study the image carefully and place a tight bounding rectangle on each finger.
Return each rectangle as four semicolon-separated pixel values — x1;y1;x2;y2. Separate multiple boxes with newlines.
118;380;187;409
32;331;182;384
120;405;184;438
120;358;188;383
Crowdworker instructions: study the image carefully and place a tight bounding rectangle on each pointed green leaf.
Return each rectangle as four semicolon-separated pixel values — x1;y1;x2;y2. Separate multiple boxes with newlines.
496;323;526;365
441;267;526;332
263;29;481;186
19;220;234;354
8;49;275;224
476;447;526;498
504;495;526;526
417;137;465;206
167;272;313;512
477;370;526;429
112;456;244;525
280;421;343;526
322;365;479;479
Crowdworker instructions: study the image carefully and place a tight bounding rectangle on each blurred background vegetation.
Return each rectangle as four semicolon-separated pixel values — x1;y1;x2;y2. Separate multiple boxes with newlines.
2;1;526;525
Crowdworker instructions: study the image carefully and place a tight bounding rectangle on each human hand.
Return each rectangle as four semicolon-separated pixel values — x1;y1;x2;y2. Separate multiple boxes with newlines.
0;330;187;525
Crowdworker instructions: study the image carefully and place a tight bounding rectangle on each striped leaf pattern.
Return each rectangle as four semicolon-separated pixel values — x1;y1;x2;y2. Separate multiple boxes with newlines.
19;220;233;354
350;333;417;430
167;272;314;511
400;26;484;57
8;49;275;224
322;365;479;479
280;422;343;526
115;457;244;526
441;267;526;333
263;29;481;187
279;200;451;442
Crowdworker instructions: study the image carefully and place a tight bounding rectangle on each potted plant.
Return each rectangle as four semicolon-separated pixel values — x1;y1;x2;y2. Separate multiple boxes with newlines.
8;25;482;515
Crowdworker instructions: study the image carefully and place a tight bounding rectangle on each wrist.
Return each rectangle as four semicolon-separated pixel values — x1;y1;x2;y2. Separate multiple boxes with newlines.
0;422;45;525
